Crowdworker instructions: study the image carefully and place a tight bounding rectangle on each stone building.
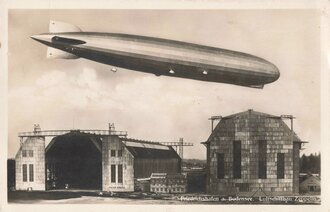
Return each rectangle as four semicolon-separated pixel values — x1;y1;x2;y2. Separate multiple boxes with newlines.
15;130;181;191
203;109;304;196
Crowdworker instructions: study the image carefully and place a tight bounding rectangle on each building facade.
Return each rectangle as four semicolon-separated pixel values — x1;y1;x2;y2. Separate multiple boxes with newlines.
299;174;320;194
15;137;45;190
150;173;187;194
15;131;181;192
204;110;304;196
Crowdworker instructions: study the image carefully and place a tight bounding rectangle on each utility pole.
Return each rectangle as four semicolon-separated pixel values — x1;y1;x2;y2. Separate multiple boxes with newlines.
160;139;193;160
179;138;184;159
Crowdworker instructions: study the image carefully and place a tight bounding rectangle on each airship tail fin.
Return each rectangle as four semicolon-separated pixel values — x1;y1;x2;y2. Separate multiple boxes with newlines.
47;47;79;59
49;20;82;33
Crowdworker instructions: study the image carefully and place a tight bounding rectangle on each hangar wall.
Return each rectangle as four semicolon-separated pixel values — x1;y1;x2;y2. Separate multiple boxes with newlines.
206;110;301;196
134;158;180;178
15;137;45;190
102;136;135;192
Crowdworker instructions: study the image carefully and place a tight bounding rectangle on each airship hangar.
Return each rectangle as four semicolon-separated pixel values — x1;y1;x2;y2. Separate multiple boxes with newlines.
203;109;306;196
13;110;307;196
14;124;192;192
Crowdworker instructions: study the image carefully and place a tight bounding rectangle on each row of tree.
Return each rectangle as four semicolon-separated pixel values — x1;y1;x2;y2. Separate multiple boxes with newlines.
300;153;320;174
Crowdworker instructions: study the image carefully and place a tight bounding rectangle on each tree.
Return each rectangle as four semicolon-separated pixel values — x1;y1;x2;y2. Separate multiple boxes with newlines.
300;153;320;174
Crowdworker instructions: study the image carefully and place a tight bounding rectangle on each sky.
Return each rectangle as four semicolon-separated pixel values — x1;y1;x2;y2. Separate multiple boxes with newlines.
8;9;321;159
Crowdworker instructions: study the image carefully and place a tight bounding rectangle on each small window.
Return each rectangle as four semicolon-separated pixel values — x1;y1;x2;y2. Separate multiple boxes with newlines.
111;165;116;183
22;150;27;157
29;164;34;182
29;150;33;157
111;150;116;157
217;153;224;179
277;153;285;179
118;150;122;157
118;164;123;183
233;140;242;179
258;140;267;179
236;183;250;192
22;164;27;182
309;186;316;192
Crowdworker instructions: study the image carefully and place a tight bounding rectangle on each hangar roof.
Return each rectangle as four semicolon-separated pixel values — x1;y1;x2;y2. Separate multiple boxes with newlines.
205;109;303;144
122;138;180;159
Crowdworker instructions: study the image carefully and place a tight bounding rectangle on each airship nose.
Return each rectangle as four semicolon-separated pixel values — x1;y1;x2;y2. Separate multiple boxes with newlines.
30;34;53;43
269;63;280;82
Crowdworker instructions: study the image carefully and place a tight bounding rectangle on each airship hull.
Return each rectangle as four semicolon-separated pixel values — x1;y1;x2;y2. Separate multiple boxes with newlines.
31;22;280;88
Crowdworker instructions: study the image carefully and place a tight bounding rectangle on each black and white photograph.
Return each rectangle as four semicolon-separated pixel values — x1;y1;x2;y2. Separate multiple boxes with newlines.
1;1;329;210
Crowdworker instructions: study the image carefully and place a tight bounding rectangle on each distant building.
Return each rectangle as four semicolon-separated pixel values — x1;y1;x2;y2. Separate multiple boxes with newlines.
299;174;320;194
203;110;304;196
183;169;207;193
15;131;181;191
135;178;151;192
150;173;187;194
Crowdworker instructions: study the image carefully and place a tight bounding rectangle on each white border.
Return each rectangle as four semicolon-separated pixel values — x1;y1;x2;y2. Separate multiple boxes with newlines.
0;0;329;212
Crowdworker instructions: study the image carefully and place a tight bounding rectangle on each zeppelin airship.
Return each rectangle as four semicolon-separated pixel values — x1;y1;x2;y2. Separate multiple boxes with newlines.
31;20;280;88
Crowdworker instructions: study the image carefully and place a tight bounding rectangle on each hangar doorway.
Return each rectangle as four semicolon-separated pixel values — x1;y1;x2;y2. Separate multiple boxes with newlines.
45;133;102;190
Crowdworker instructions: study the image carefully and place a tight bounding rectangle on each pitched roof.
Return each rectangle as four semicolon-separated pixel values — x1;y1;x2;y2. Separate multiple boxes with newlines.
122;138;170;150
300;175;321;186
223;109;278;119
122;138;181;159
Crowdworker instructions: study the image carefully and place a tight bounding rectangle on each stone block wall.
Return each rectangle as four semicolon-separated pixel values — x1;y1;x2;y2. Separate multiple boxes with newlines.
207;111;299;196
293;142;300;194
15;137;45;190
102;135;134;192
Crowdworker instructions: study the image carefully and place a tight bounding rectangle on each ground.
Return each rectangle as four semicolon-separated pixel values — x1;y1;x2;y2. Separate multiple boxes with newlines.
7;190;321;204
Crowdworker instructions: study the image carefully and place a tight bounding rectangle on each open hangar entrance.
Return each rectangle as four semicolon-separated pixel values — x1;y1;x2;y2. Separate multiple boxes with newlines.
45;132;102;190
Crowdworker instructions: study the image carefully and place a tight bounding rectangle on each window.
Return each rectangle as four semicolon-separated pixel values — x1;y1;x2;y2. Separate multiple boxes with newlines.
309;186;316;192
118;150;122;157
111;165;116;183
118;164;123;183
236;183;250;192
23;150;33;157
23;164;27;182
29;164;34;182
111;150;116;157
233;140;241;179
258;140;267;179
217;153;224;179
277;153;285;179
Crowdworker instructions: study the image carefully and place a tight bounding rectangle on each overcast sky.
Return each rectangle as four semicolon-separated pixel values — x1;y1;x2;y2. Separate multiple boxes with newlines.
8;9;320;159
